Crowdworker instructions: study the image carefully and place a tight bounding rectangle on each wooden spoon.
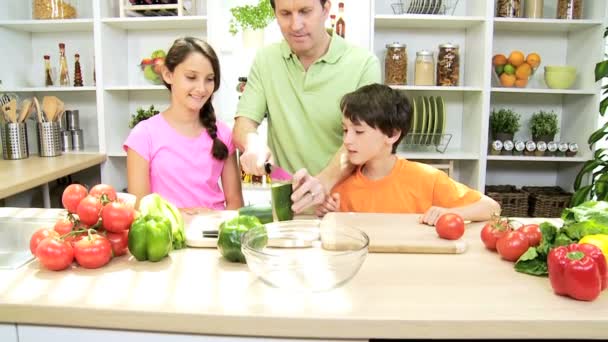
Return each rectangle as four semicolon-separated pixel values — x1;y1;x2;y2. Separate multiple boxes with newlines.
33;96;43;123
54;97;64;122
42;96;57;122
18;99;32;123
7;98;17;123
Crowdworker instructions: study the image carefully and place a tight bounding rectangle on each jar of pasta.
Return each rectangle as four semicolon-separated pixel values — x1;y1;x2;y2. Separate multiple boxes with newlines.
496;0;522;18
32;0;78;19
437;43;460;86
385;42;408;86
557;0;583;19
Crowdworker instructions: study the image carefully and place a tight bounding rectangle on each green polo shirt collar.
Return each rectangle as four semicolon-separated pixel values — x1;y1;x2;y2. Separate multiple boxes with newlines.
279;34;346;64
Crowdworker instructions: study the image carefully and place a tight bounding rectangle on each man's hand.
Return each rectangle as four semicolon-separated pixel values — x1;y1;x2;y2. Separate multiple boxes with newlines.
239;140;272;176
315;193;340;217
291;169;326;213
419;206;450;226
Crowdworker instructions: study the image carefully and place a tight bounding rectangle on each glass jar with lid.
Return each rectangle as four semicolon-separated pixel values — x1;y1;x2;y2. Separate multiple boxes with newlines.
385;42;408;85
414;50;434;86
436;43;459;86
557;0;583;19
32;0;79;19
496;0;522;18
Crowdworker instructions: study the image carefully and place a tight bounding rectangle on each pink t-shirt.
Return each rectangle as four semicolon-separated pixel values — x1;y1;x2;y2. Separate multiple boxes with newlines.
123;114;235;209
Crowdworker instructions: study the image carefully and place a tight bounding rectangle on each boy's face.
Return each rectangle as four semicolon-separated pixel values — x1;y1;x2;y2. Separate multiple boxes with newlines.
342;117;398;165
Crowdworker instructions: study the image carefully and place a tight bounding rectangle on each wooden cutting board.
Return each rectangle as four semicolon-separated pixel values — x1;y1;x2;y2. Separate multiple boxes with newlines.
320;212;467;254
185;211;466;254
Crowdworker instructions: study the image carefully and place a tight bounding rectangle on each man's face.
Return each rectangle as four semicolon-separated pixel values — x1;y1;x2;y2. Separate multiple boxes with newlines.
273;0;330;56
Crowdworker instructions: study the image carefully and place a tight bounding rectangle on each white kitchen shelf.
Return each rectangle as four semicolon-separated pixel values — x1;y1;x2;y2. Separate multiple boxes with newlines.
493;18;603;33
374;15;485;29
487;156;588;162
2;86;96;92
104;85;166;91
491;87;597;95
101;16;207;31
390;85;483;92
0;19;94;32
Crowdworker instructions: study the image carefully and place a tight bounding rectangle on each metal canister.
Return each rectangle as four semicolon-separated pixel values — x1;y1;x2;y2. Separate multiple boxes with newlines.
513;140;525;156
490;140;503;155
524;140;536;156
557;142;569;157
535;141;547;157
71;129;84;151
66;110;80;130
501;140;514;155
566;143;579;157
547;141;558;156
61;130;72;152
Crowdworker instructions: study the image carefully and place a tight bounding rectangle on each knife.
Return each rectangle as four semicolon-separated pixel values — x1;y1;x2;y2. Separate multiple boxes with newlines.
264;163;292;182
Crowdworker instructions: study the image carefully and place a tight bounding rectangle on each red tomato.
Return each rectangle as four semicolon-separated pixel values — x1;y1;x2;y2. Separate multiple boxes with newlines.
53;218;74;236
435;213;465;240
89;184;117;202
29;228;59;256
480;218;512;251
102;202;135;233
77;195;103;226
35;237;74;271
496;230;530;262
73;234;112;269
61;184;88;214
64;230;87;249
105;231;129;256
520;224;542;247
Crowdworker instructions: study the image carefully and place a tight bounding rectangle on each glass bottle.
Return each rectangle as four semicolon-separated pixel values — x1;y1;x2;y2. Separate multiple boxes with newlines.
58;43;70;87
496;0;522;18
44;55;53;86
335;2;345;38
384;43;407;86
524;0;543;18
73;53;83;87
414;50;434;86
556;0;583;19
436;43;459;86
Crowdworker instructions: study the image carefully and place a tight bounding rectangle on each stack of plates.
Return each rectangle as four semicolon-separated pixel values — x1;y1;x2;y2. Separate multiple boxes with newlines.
409;95;447;146
404;0;445;15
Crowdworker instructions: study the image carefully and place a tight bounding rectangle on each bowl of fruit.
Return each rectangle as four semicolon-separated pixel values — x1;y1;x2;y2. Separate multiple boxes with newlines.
492;51;541;88
139;49;166;85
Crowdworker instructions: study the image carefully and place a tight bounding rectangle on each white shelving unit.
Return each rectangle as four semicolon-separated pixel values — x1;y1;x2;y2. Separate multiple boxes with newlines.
372;0;606;192
0;0;605;199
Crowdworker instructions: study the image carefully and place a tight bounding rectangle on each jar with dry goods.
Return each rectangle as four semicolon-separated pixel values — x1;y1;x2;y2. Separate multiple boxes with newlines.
385;43;408;86
496;0;522;18
436;43;459;86
414;50;434;86
32;0;79;20
557;0;583;19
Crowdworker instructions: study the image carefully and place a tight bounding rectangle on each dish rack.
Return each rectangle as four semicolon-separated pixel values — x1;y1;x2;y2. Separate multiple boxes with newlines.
400;133;453;153
391;0;460;16
120;0;195;17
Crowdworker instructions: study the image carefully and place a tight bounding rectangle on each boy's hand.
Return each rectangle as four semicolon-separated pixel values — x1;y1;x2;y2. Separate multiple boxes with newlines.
291;168;326;213
315;193;340;217
420;206;449;226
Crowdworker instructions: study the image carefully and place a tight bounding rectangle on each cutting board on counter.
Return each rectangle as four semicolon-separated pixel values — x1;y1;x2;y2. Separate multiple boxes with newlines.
186;211;466;254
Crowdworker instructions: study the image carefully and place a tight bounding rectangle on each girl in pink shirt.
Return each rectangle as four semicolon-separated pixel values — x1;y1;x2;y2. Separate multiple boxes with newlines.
124;37;243;211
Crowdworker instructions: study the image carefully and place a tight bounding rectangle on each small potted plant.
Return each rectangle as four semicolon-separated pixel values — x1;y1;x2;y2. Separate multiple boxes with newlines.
129;105;159;128
490;108;521;141
529;110;559;142
229;0;275;48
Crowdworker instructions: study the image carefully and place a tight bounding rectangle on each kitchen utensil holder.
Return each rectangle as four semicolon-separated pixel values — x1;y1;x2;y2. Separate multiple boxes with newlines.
1;122;29;160
71;128;84;151
66;110;79;130
37;122;62;157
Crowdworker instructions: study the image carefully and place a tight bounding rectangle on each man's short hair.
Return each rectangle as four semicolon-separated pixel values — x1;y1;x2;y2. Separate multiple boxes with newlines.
269;0;328;11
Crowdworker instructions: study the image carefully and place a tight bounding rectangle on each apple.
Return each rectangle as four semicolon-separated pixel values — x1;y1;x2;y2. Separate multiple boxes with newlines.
152;58;164;74
140;58;153;70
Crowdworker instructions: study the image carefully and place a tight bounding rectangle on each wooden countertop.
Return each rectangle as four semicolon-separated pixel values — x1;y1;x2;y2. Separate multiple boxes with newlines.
0;153;106;199
0;208;607;340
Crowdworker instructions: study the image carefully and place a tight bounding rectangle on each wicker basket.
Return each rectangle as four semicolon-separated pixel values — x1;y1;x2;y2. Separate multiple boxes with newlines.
522;186;572;218
485;185;529;217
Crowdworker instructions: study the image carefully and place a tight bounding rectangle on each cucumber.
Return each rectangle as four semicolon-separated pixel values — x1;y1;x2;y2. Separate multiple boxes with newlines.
238;204;273;224
271;182;294;221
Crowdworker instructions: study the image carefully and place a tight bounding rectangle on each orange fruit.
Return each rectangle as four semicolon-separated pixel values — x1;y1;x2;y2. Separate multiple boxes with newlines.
492;54;508;66
515;78;528;88
500;73;516;87
526;53;541;68
515;62;532;79
508;51;525;67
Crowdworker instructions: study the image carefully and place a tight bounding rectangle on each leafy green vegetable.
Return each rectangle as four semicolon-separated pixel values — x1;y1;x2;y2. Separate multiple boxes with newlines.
514;248;547;276
129;105;160;128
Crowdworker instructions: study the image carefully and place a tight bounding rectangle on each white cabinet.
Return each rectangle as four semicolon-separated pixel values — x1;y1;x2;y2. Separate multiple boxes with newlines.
0;323;17;342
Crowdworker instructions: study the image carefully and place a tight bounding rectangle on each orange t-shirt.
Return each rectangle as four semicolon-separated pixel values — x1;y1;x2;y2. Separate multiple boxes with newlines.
332;158;482;213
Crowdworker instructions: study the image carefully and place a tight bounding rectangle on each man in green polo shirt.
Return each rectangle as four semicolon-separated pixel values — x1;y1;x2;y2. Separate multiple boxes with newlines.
233;0;380;212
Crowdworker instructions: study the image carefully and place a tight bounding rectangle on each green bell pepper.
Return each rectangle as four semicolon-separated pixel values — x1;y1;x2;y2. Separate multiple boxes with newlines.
217;215;266;263
139;193;186;249
128;215;173;262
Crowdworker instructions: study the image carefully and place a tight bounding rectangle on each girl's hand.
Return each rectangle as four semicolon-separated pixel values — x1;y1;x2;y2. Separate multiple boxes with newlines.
315;193;340;218
420;206;449;226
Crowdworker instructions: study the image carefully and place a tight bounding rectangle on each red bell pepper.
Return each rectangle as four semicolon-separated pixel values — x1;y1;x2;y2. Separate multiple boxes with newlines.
548;243;607;301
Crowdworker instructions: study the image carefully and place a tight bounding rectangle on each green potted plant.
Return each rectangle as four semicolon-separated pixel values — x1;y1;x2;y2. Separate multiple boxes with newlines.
490;108;521;141
229;0;274;48
129;105;159;128
572;27;608;206
529;110;559;142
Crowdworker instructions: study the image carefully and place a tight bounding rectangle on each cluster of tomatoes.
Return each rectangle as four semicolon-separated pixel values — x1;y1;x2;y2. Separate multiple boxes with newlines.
29;184;136;271
480;216;542;261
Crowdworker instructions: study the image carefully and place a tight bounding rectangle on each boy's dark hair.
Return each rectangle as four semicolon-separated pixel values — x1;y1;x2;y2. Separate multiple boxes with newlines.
163;37;228;161
270;0;328;11
340;83;411;153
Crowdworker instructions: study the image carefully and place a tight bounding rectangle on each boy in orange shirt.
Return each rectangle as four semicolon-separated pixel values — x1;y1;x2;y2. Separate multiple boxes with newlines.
316;83;500;225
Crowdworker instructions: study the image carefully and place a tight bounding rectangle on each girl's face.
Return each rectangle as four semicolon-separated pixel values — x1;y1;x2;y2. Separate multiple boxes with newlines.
163;52;216;113
342;117;398;165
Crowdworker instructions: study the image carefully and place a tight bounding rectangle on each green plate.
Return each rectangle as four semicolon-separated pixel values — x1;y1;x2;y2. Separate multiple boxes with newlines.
418;96;427;145
436;96;446;140
428;96;438;145
410;95;418;145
